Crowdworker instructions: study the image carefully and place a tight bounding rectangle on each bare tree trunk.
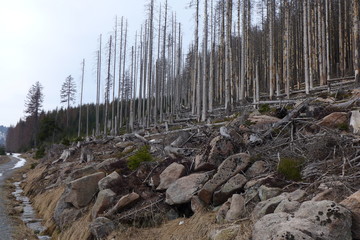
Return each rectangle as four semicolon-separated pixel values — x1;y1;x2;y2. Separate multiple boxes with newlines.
201;0;208;122
116;17;124;135
129;46;135;132
318;0;325;85
192;0;199;116
160;1;168;123
325;0;331;82
225;0;233;113
104;35;113;136
78;59;85;137
354;0;360;85
209;0;214;112
240;0;247;101
138;25;144;127
283;0;290;98
148;0;155;127
111;17;117;135
120;21;128;128
303;0;310;94
96;34;102;136
269;0;275;99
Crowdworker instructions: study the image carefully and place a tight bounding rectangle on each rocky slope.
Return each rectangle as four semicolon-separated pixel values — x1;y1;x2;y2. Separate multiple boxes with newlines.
18;89;360;240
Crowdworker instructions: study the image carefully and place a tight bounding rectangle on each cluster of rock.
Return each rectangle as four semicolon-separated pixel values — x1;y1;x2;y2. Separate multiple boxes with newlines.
21;90;360;240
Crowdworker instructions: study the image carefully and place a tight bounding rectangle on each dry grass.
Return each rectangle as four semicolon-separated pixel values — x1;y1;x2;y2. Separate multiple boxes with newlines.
33;186;65;233
56;211;92;240
23;165;46;195
108;212;253;240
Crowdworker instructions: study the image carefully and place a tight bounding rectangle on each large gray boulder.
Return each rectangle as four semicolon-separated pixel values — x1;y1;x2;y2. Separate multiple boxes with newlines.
157;162;186;191
252;200;352;240
64;172;105;208
89;217;115;240
92;189;116;219
198;153;250;204
98;171;122;191
165;173;211;205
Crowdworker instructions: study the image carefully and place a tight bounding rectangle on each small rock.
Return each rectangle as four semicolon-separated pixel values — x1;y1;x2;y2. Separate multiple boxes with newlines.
245;161;267;178
92;189;116;219
213;174;247;206
252;194;288;221
198;153;250;205
216;198;231;224
115;141;134;150
89;217;115;240
98;171;122;191
166;208;179;220
274;199;300;213
350;110;360;134
96;158;127;173
105;192;140;217
80;147;94;163
195;136;235;171
225;194;245;222
258;185;282;201
122;145;135;153
191;196;206;213
157;163;186;191
13;206;24;214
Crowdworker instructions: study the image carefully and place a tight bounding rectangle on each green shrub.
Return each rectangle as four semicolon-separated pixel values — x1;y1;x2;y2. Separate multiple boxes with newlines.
277;157;303;181
71;136;84;143
61;138;70;146
30;163;38;169
259;104;271;114
0;145;5;155
337;123;349;131
35;146;45;159
127;145;153;170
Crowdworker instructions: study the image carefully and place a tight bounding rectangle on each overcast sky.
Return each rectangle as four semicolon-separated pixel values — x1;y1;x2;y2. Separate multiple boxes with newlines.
0;0;194;127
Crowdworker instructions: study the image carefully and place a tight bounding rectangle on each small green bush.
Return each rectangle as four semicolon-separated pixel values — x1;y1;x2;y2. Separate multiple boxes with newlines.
259;104;271;114
35;146;45;159
127;145;153;170
277;157;303;181
61;138;70;146
0;145;5;155
30;163;38;169
72;136;84;143
337;123;349;131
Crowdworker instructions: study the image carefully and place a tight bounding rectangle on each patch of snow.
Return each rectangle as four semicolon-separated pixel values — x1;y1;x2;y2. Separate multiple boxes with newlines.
12;153;26;169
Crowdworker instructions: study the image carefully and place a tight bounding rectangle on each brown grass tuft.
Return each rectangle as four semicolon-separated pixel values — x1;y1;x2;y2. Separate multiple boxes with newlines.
109;212;253;240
